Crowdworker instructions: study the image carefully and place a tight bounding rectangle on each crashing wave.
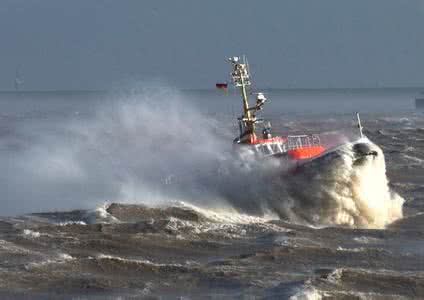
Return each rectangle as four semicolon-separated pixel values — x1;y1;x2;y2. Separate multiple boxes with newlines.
274;138;404;228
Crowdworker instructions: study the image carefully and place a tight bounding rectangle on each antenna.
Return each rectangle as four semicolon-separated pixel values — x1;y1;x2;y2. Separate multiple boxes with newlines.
244;55;257;94
356;112;363;138
244;55;250;77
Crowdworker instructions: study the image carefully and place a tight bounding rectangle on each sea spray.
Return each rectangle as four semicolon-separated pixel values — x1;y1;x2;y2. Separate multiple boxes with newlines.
8;86;234;214
278;139;404;228
6;85;404;228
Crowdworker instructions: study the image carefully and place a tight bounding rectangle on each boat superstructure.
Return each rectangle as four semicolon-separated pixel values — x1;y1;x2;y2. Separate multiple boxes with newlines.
227;56;326;160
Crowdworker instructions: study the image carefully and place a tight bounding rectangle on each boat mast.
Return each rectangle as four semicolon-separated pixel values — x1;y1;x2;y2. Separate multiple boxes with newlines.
229;56;256;137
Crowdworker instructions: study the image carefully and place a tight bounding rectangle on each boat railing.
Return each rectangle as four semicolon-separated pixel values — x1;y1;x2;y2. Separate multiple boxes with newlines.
254;139;287;156
287;135;321;150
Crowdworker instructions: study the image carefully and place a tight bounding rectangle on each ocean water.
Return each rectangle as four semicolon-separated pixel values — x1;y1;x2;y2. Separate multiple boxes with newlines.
0;87;423;299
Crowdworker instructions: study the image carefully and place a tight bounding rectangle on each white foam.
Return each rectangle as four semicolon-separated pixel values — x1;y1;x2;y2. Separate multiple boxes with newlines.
336;246;366;253
0;239;31;254
282;139;404;228
58;221;87;226
348;141;404;227
84;203;119;224
174;201;278;224
22;229;41;238
25;253;74;269
402;154;424;165
326;268;344;284
97;254;185;268
162;216;286;240
353;236;380;244
290;286;322;300
57;253;74;261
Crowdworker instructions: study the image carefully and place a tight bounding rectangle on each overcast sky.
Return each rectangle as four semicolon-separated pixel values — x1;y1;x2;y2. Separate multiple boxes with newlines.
1;0;424;90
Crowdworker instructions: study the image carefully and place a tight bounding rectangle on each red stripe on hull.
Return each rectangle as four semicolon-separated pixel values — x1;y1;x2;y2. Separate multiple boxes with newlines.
288;146;326;160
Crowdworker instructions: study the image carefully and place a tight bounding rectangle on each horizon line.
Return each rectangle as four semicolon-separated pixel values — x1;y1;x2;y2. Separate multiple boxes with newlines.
1;86;424;93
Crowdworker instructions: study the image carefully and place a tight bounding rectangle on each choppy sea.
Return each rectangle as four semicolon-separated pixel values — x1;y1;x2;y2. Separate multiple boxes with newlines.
0;87;423;299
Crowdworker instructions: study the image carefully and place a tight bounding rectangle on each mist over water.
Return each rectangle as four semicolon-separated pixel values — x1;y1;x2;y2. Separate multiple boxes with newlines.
2;87;231;215
0;85;405;229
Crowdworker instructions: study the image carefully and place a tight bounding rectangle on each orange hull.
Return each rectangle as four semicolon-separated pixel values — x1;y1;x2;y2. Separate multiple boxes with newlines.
288;145;326;160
